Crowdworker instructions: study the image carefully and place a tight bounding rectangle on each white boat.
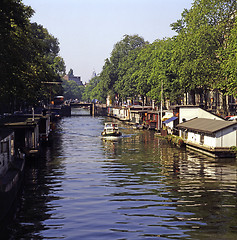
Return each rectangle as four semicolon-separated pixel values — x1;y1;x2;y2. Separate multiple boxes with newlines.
101;123;122;137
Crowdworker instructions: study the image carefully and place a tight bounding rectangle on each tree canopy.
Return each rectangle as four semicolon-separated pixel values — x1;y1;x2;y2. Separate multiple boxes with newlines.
0;0;65;113
85;0;237;109
2;0;237;113
62;79;84;100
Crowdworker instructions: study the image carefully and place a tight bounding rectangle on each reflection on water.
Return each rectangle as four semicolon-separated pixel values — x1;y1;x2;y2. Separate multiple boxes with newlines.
3;108;237;239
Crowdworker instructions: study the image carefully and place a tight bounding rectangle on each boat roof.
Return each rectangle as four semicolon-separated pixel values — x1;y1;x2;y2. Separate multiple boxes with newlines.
177;118;237;134
0;115;40;128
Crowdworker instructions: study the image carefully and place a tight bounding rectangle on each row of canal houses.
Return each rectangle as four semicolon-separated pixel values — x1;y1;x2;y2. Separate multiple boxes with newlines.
108;104;237;158
0;104;69;221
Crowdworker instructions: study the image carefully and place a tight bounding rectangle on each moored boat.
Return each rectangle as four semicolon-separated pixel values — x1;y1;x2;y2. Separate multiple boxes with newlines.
101;123;122;137
133;123;144;130
0;128;25;222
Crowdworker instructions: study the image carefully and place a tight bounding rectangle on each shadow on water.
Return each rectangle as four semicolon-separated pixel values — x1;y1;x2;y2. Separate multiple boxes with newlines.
1;123;66;240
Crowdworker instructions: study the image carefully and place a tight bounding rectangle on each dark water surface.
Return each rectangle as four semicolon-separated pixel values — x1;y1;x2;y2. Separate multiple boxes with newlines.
3;108;237;239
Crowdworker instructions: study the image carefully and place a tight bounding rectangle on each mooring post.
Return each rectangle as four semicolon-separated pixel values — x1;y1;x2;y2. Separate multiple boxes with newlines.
90;103;96;116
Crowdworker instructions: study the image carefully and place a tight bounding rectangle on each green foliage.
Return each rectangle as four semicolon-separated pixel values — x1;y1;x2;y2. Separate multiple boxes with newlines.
3;0;236;111
166;135;185;147
220;16;237;96
62;80;84;100
99;35;148;103
0;0;65;113
76;1;237;106
171;0;237;104
82;76;106;102
230;146;237;153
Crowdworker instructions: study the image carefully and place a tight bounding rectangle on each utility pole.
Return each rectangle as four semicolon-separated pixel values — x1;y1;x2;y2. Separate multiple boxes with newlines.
160;79;163;131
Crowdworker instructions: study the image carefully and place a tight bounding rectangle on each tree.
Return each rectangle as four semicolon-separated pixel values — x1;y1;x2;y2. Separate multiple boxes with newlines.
82;76;104;102
220;16;237;96
0;0;34;112
78;1;237;110
62;79;84;100
114;47;141;99
0;0;66;113
25;23;65;105
107;34;148;103
171;0;237;107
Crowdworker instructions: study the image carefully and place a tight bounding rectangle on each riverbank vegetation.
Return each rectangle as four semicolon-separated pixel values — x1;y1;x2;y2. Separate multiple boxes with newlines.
84;0;237;113
62;79;85;100
0;0;65;113
1;0;237;115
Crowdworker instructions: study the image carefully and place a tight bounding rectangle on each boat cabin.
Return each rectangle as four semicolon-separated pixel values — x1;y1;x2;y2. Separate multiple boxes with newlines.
39;114;51;141
177;118;237;157
0;129;14;176
111;107;130;121
1;115;41;157
102;122;121;136
104;123;118;133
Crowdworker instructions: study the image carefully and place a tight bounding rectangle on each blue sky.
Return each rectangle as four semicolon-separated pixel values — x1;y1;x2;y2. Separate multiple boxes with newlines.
22;0;194;83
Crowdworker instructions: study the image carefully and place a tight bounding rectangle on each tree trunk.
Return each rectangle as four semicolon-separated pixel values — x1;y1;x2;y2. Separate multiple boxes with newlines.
190;90;196;105
222;93;228;116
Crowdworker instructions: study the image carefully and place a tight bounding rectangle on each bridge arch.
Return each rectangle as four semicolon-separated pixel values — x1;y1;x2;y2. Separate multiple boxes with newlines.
70;103;95;116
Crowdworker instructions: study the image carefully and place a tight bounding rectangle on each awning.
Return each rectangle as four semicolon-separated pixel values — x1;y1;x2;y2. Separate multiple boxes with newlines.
163;116;178;124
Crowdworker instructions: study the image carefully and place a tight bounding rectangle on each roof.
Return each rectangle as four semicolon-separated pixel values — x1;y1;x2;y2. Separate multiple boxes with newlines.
177;118;237;134
130;110;148;113
129;106;152;110
0;115;40;128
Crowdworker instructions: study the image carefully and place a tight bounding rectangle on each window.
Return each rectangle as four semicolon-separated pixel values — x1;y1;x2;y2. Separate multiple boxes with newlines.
200;134;204;145
1;141;9;154
181;130;188;140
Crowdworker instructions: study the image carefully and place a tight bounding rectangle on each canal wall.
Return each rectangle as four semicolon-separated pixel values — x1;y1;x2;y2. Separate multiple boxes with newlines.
94;104;107;116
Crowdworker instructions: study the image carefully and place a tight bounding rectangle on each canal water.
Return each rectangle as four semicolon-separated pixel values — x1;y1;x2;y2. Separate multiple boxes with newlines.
2;108;237;239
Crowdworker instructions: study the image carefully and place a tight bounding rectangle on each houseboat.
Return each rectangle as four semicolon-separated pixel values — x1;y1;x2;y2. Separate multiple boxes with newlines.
177;118;237;158
111;106;130;121
1;115;41;158
129;106;152;127
101;123;122;137
0;128;25;221
38;114;51;142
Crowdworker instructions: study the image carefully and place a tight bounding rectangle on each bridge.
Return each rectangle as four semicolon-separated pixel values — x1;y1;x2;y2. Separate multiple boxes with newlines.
70;102;107;116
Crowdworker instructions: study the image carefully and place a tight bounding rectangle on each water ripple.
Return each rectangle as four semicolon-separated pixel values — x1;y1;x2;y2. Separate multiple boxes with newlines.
5;109;237;240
